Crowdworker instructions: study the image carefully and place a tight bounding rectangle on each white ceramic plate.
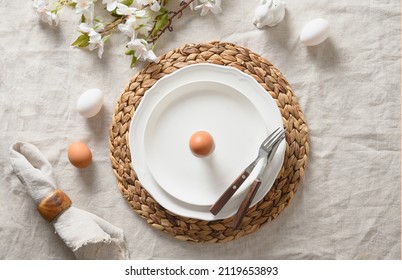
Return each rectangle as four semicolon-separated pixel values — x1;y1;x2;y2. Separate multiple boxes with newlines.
129;64;285;220
144;81;268;206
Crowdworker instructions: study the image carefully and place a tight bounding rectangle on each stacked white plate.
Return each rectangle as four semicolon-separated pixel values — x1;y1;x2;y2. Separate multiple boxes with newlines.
129;64;285;220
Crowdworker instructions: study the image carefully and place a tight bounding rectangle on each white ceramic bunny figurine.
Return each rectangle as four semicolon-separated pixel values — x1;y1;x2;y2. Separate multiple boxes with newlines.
253;0;286;28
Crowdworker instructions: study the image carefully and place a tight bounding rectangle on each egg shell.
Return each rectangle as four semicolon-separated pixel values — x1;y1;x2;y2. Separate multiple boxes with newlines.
300;18;330;46
189;131;215;157
68;141;92;168
77;88;104;118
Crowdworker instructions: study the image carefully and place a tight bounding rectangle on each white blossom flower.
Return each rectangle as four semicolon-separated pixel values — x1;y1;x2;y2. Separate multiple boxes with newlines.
118;16;152;39
127;38;158;62
78;23;104;58
116;3;140;16
73;0;95;23
192;0;222;16
150;1;161;12
136;0;161;12
73;0;93;13
102;0;118;12
42;11;60;25
33;0;59;26
93;16;106;31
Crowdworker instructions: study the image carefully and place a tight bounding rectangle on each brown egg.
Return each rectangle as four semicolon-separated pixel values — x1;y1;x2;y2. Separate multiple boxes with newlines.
68;141;92;168
189;131;215;157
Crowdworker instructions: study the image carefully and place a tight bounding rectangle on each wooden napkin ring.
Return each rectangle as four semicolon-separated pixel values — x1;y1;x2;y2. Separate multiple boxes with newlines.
37;189;72;222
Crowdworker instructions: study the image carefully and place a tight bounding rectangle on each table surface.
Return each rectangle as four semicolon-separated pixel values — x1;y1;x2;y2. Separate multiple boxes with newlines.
0;0;400;259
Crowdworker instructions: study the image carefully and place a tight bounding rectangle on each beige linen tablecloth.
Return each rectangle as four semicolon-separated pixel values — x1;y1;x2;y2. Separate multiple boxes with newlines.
0;0;400;259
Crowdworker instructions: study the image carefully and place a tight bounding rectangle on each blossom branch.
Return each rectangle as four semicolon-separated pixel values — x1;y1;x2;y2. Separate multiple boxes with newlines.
148;0;195;44
33;0;223;67
99;15;129;36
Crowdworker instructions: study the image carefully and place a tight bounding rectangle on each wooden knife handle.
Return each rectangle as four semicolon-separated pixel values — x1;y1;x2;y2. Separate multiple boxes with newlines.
232;179;262;229
210;170;250;215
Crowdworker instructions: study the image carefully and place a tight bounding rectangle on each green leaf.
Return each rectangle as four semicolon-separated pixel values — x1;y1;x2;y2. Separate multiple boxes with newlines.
130;55;138;68
151;12;169;36
71;34;90;48
111;9;123;18
125;49;135;55
159;6;168;14
121;0;134;6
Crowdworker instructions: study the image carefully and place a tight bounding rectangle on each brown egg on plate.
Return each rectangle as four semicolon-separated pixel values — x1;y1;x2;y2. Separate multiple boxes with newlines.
68;141;92;168
189;131;215;157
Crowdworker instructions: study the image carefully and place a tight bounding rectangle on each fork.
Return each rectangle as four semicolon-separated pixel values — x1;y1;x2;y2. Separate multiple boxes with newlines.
209;127;284;215
232;130;285;229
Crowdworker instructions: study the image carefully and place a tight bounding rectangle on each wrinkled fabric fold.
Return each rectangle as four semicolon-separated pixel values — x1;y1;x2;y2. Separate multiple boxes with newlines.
9;142;128;260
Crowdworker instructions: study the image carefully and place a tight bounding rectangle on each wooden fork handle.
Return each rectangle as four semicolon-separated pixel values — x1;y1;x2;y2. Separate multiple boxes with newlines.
210;170;250;215
232;179;262;229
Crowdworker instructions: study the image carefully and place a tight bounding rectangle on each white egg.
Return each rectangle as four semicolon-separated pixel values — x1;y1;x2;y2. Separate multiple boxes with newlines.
76;88;104;118
300;18;330;46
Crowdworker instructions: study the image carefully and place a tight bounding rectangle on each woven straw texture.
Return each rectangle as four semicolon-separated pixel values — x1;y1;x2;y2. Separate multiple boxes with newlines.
109;41;309;243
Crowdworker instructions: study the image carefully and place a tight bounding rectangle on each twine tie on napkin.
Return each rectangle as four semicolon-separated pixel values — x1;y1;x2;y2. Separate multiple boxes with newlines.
9;142;128;260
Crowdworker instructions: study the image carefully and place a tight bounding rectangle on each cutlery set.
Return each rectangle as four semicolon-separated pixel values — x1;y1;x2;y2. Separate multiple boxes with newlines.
210;127;286;229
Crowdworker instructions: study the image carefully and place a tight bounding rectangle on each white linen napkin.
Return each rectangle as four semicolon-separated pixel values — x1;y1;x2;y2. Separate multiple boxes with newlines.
9;142;129;260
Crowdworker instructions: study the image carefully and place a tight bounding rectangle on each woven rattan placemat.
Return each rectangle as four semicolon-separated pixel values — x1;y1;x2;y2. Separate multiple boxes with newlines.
109;41;309;243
